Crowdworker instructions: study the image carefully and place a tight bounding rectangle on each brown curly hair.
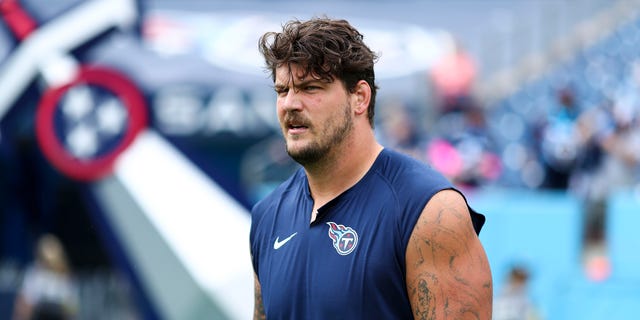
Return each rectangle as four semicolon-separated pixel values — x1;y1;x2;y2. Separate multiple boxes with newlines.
258;17;379;127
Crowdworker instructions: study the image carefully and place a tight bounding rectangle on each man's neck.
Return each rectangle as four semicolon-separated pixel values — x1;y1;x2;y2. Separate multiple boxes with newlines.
305;131;383;209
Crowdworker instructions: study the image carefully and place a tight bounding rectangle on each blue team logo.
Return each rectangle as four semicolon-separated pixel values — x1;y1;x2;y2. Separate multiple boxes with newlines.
326;222;359;255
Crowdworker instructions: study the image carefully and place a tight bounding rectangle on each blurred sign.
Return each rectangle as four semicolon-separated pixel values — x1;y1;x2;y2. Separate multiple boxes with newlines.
143;11;454;79
152;85;277;137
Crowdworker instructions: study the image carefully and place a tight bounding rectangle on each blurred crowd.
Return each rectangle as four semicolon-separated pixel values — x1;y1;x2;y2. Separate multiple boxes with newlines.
379;35;640;198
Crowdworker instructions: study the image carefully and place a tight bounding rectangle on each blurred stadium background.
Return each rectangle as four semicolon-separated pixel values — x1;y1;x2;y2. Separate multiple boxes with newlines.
1;0;640;319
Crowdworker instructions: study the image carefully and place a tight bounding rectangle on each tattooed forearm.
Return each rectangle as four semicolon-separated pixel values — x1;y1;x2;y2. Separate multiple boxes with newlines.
254;278;266;320
253;297;265;320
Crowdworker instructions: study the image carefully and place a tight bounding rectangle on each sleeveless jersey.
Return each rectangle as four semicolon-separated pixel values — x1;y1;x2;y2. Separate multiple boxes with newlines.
250;148;485;319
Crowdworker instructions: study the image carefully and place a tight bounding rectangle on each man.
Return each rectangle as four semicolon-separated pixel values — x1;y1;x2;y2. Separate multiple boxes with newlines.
250;17;492;319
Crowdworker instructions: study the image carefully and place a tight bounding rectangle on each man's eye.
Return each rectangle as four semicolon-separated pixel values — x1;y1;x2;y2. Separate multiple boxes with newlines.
304;86;320;91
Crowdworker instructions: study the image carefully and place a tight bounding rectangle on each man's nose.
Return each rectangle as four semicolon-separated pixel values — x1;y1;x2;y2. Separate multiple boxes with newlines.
279;90;303;111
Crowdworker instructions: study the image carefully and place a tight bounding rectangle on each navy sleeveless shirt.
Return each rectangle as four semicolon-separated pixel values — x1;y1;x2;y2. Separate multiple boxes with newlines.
250;148;484;319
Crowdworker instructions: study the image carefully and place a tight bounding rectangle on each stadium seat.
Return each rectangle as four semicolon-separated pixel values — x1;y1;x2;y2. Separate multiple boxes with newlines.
549;277;640;320
469;187;582;319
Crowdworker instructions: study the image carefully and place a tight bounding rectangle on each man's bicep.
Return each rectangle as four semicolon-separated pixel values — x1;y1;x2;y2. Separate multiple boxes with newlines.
253;273;266;320
405;189;492;320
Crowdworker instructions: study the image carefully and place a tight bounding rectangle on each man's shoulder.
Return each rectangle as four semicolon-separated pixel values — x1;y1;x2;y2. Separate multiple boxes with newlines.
376;148;451;189
378;149;485;235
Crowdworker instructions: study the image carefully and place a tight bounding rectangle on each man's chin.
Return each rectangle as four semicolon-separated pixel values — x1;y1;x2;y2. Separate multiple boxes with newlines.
286;145;324;166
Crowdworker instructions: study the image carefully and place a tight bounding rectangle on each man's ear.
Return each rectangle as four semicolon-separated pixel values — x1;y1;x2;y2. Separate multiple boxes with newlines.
352;80;371;116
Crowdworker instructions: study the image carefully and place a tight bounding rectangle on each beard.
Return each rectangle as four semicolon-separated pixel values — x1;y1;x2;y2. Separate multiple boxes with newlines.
285;103;353;166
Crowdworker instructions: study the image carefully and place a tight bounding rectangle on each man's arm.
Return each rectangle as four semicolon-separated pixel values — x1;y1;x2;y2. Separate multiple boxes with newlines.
405;189;492;319
253;273;266;320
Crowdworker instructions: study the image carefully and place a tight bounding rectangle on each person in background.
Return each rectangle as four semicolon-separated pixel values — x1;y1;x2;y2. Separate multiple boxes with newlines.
12;233;78;320
537;85;582;190
429;38;478;115
493;265;541;320
428;102;502;189
377;98;427;162
250;17;492;319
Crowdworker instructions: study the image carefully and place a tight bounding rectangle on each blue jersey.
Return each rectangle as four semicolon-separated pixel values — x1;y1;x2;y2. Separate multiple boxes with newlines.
250;149;484;319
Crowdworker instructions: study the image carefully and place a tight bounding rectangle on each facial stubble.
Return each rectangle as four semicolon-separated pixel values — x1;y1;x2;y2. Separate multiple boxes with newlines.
285;102;353;166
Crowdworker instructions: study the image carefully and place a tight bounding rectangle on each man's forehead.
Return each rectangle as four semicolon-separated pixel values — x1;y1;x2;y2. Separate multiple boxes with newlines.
274;64;333;85
275;65;311;82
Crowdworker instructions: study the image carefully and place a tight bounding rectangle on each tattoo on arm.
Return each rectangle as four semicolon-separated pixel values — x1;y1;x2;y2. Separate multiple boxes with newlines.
414;277;437;320
406;190;493;320
254;277;266;320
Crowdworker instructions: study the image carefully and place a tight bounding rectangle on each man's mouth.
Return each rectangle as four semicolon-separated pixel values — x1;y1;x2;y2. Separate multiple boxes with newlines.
285;116;310;134
287;123;309;134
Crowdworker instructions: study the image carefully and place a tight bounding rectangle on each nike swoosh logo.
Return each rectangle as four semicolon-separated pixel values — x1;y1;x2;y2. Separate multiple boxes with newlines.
274;232;298;249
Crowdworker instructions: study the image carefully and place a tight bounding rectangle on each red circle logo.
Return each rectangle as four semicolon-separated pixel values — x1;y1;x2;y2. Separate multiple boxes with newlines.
35;65;147;181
